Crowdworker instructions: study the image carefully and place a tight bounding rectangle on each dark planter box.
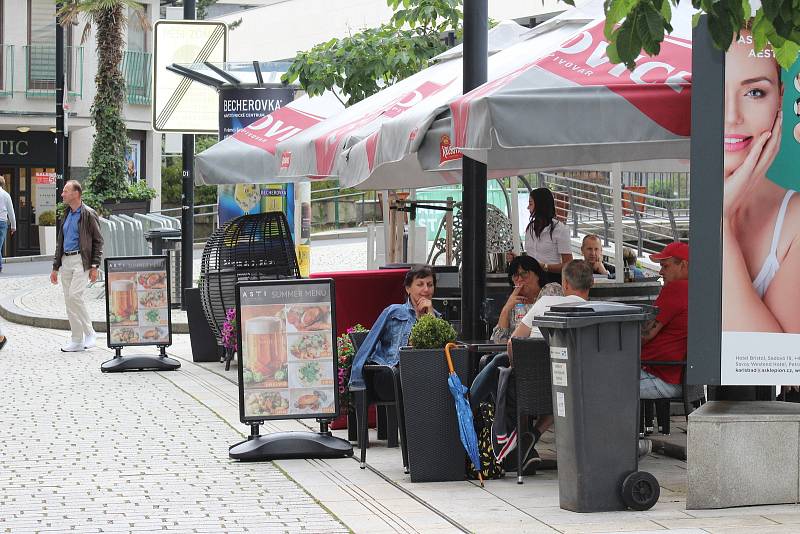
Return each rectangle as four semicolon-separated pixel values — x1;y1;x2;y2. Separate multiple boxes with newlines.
400;347;470;482
102;199;149;217
184;287;220;363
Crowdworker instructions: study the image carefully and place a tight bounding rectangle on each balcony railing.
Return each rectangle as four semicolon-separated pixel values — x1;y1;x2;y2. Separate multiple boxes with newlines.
0;45;13;97
23;44;84;99
121;49;152;105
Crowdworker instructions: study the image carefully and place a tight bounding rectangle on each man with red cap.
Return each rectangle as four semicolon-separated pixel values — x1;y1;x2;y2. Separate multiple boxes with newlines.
640;242;690;399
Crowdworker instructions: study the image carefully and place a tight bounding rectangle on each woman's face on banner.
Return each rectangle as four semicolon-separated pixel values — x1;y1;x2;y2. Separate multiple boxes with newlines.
724;31;782;179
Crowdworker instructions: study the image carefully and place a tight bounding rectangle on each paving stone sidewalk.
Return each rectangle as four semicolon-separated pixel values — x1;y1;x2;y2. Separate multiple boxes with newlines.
0;318;347;533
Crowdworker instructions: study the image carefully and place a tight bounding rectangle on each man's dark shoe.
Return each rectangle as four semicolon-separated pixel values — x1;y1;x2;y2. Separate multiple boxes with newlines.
520;432;542;475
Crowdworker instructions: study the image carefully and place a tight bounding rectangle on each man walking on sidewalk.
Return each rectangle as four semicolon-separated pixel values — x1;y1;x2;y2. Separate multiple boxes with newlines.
0;175;16;273
50;180;103;352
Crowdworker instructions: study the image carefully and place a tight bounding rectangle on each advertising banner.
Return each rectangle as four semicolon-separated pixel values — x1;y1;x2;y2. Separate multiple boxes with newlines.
236;279;337;423
34;172;56;225
217;86;299;235
218;86;295;139
105;256;173;348
718;29;800;384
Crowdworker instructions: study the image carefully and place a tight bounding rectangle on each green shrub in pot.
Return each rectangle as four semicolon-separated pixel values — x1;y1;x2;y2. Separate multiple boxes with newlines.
408;315;457;349
37;210;56;226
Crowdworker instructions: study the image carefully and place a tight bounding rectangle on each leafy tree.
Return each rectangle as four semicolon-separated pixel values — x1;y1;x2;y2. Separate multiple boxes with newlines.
282;0;463;105
59;0;157;205
592;0;800;69
161;135;218;206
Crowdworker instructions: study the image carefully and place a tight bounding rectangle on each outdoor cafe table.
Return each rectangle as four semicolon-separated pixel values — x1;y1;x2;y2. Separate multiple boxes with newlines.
458;340;507;384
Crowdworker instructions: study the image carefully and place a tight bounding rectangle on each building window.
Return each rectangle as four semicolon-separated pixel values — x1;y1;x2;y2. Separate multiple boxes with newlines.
27;0;73;91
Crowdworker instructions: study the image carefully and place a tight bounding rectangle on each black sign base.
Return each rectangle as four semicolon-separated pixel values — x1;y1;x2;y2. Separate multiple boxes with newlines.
101;348;181;373
229;431;353;461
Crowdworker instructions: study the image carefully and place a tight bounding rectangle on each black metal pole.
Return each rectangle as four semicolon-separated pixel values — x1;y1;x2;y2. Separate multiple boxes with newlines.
460;0;488;340
181;0;196;310
55;2;65;216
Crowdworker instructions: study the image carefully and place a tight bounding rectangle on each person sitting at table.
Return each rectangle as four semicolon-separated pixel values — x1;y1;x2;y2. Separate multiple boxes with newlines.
348;264;438;399
494;260;593;466
470;261;563;412
623;247;647;280
640;242;689;399
490;255;563;344
581;234;615;278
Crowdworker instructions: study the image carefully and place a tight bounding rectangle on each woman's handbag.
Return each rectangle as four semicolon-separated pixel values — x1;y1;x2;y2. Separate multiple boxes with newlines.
467;401;505;481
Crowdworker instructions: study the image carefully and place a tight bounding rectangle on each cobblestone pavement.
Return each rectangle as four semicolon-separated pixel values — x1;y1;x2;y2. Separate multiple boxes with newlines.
0;318;347;533
6;238;367;324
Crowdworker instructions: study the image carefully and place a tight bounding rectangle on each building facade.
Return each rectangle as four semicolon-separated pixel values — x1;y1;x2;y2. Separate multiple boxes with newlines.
0;0;160;257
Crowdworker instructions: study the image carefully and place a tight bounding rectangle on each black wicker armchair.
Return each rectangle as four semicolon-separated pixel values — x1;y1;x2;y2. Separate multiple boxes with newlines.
200;212;300;369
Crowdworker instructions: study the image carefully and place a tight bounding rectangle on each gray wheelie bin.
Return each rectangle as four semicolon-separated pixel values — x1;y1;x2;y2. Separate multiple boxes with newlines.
531;301;659;512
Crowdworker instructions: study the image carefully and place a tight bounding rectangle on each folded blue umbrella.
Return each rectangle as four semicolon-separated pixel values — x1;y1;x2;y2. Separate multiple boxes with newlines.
445;343;483;487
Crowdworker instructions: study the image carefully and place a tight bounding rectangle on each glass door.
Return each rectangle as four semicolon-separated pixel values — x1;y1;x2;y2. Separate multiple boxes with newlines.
0;167;12;259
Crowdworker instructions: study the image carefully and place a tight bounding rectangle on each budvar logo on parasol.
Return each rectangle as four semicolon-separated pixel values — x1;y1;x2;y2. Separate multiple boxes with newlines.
439;134;461;164
280;151;292;169
537;21;691;136
233;107;324;155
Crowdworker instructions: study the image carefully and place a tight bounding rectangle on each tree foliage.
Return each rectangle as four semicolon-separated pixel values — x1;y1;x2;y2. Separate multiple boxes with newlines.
59;0;157;204
590;0;800;69
282;0;463;105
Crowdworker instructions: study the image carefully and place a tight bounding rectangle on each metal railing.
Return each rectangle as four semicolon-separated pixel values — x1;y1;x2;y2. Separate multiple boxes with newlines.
153;203;218;243
0;45;13;97
311;187;381;230
23;44;84;98
535;171;690;257
121;49;152;105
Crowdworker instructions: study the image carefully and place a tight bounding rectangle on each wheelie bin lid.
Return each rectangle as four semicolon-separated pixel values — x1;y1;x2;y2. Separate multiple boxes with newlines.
145;227;182;240
531;301;655;329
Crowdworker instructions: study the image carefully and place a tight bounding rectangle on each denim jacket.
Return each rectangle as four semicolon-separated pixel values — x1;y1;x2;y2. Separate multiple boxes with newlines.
348;300;440;391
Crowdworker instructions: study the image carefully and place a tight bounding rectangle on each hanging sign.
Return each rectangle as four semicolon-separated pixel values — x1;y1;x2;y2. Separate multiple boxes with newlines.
34;172;56;224
105;256;173;348
236;279;337;423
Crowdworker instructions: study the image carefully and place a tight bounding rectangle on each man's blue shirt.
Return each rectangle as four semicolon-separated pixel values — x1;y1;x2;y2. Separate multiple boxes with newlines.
63;206;81;252
348;300;440;390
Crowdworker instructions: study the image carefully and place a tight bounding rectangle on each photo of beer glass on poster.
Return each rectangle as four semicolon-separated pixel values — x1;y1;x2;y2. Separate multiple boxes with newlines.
720;23;800;381
237;281;337;420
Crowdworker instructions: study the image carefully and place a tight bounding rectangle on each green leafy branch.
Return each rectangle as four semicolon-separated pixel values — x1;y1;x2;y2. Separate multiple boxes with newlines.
282;0;463;106
578;0;800;69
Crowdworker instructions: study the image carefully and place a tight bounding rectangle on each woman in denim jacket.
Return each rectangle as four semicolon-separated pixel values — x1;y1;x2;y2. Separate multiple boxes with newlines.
349;265;439;398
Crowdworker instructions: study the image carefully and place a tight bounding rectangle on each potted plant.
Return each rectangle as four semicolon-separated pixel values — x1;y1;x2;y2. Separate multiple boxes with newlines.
220;308;238;369
400;315;469;482
37;210;57;256
332;324;367;433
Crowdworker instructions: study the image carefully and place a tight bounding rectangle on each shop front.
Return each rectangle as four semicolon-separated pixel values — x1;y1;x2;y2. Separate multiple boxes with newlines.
0;130;56;257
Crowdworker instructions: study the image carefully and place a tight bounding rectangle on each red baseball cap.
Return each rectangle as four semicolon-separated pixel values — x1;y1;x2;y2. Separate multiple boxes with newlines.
649;242;689;262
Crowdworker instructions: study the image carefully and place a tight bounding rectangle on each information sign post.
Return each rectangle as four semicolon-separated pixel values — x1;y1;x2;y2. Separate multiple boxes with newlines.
100;256;181;372
229;278;352;461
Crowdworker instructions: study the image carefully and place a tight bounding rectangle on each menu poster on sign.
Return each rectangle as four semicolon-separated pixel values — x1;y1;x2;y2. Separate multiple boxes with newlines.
104;256;172;348
236;279;338;423
34;172;56;225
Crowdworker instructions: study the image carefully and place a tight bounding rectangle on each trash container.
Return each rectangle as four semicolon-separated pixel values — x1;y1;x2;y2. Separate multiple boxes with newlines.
163;235;182;308
145;228;182;308
531;301;659;512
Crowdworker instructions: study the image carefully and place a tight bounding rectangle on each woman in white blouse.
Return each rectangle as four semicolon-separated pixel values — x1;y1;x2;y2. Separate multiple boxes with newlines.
523;188;574;284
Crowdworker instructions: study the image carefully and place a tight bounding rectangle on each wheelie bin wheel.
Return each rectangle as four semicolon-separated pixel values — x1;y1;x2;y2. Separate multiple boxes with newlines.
621;471;660;510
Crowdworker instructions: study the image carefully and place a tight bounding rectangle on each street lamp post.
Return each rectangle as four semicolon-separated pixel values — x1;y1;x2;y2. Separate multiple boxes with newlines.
460;0;488;340
55;2;66;208
181;0;196;310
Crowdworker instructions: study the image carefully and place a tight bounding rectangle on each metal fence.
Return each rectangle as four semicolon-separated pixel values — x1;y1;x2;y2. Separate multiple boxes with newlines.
534;171;690;257
23;45;83;98
153;203;218;243
121;50;152;105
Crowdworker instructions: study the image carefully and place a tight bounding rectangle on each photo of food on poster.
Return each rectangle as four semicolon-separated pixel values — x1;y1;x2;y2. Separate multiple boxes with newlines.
719;24;800;384
105;257;171;347
237;281;336;420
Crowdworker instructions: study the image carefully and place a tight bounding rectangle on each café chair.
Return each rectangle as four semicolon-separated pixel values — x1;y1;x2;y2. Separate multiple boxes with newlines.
510;337;553;484
349;330;409;472
640;360;705;435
